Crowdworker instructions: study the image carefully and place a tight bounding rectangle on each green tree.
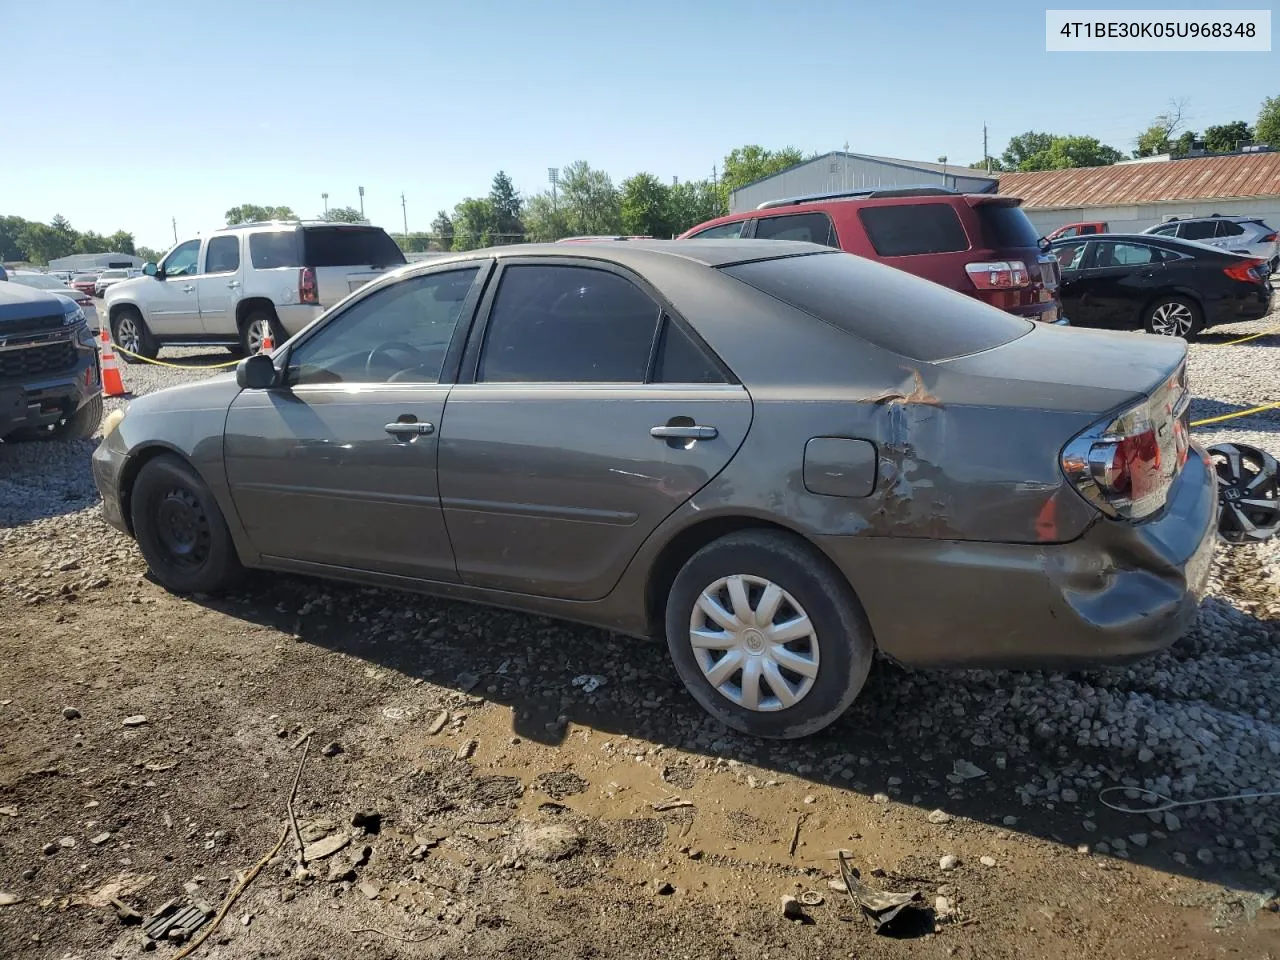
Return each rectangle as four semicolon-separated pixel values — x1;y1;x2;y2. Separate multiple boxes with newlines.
619;172;673;237
21;222;74;264
559;160;621;236
1256;96;1280;148
970;157;1005;172
1134;99;1188;157
720;145;805;196
1021;135;1124;170
452;198;495;251
226;204;297;225
1001;132;1056;170
666;179;724;234
0;215;31;261
106;230;136;255
76;231;109;254
430;210;454;251
487;171;524;242
321;206;364;224
522;192;571;242
137;246;163;264
1204;120;1253;153
1171;130;1198;156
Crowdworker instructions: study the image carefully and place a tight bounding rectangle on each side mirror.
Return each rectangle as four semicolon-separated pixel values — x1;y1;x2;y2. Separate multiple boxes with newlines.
235;354;278;390
142;262;157;277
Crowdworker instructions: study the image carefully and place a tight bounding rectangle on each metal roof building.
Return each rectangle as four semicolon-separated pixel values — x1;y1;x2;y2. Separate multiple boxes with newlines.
47;252;145;272
729;152;998;213
998;152;1280;235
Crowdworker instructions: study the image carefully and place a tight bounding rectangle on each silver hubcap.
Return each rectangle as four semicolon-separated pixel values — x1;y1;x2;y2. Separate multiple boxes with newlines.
116;317;140;353
1150;301;1194;336
246;320;267;354
688;574;819;712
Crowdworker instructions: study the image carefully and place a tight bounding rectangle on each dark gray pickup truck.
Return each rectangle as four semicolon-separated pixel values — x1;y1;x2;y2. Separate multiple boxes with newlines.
0;279;103;441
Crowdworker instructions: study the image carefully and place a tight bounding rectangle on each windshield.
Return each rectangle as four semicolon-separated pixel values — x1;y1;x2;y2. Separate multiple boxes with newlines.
12;274;67;290
722;252;1032;363
101;269;129;278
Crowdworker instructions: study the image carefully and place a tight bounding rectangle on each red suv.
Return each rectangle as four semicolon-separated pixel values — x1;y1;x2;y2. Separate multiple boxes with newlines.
680;187;1064;324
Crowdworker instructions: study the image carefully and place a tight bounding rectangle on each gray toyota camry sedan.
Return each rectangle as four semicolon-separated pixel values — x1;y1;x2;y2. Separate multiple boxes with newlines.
92;240;1218;739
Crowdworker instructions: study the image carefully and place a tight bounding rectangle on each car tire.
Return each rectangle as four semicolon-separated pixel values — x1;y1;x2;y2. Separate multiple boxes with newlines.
130;454;245;595
1143;296;1202;338
664;530;874;740
112;307;159;362
239;310;285;357
5;394;103;442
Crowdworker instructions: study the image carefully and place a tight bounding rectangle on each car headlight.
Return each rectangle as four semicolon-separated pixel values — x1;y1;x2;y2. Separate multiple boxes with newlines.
102;406;127;438
56;294;86;327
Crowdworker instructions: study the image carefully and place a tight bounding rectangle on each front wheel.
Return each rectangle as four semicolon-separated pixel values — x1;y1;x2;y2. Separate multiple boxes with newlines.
130;454;244;594
664;530;874;740
1143;296;1202;338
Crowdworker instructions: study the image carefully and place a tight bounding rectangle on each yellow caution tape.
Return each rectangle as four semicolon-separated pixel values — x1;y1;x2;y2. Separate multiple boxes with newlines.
1213;324;1280;346
106;343;243;369
1191;400;1280;429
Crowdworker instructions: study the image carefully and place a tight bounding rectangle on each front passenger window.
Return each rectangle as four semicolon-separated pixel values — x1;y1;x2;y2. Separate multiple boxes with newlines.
161;239;201;277
287;268;479;386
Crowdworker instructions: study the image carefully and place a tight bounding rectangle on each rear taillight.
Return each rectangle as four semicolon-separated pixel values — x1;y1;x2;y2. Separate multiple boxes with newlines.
1224;258;1266;282
299;267;318;305
965;260;1030;290
1061;365;1190;520
1259;232;1277;243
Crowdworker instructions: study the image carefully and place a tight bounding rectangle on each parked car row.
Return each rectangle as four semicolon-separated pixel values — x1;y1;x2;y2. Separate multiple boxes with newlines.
2;270;99;329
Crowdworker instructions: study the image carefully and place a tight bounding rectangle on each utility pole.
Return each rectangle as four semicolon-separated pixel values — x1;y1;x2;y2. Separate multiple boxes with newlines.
172;217;177;243
984;123;990;173
547;168;560;239
843;140;850;191
321;192;329;216
401;192;408;238
358;186;365;219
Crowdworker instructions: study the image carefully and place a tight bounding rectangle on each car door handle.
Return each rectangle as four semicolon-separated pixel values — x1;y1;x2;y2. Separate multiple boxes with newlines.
385;421;435;437
650;424;717;441
227;280;241;289
182;285;195;293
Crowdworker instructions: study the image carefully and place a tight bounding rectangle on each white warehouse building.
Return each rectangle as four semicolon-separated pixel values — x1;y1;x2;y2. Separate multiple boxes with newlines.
998;152;1280;235
729;151;998;213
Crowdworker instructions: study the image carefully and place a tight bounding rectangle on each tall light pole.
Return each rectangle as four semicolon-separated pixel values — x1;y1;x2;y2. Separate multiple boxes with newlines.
547;168;560;240
937;155;948;187
321;192;329;216
358;186;365;219
401;192;408;238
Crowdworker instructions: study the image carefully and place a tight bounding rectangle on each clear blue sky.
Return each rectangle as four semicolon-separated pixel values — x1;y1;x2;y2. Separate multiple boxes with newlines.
3;0;1273;250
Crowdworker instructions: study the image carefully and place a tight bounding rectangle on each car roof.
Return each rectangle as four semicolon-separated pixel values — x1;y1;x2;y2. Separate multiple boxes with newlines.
403;239;835;270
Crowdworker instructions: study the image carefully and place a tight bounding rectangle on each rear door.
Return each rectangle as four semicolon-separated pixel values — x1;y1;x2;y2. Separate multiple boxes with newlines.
301;226;408;309
224;264;487;580
750;211;841;247
194;235;241;335
437;258;752;602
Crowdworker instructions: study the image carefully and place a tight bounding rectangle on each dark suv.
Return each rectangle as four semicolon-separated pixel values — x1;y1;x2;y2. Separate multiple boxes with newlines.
0;281;103;442
680;187;1065;323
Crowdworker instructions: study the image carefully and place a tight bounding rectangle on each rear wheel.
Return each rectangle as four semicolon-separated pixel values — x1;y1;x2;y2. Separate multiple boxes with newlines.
240;310;285;356
112;307;158;361
1143;296;1202;338
130;454;244;594
664;530;874;740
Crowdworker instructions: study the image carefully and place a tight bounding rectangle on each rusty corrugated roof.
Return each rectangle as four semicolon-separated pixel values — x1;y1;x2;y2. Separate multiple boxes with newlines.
997;153;1280;209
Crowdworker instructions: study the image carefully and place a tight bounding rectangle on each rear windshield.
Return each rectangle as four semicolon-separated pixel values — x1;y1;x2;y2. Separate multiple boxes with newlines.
721;252;1032;363
857;203;969;257
975;203;1043;249
301;227;406;268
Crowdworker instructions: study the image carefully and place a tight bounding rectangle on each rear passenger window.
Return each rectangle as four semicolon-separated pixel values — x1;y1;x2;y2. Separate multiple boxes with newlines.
250;232;301;269
858;204;969;257
754;212;839;247
1216;221;1245;237
655;320;726;384
204;236;240;274
1178;221;1216;241
478;265;661;383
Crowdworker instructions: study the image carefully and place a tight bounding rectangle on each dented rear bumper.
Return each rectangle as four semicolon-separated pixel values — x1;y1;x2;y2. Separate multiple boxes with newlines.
818;448;1219;669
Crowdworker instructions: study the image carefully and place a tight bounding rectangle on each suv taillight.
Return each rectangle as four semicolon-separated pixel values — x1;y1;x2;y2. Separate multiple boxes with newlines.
1224;257;1266;282
1061;366;1190;520
1259;232;1277;243
299;266;318;305
965;260;1030;290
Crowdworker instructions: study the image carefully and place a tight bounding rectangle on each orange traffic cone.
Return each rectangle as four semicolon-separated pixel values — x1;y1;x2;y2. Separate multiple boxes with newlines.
259;327;275;354
99;328;127;398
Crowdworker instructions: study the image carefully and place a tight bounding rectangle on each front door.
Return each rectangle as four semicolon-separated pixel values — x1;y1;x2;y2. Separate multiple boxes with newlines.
195;234;242;335
1081;240;1165;326
146;238;202;336
223;265;485;580
438;260;752;602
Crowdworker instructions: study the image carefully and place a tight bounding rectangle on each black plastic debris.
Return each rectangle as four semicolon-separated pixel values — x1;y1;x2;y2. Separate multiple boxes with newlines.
143;896;215;941
836;852;933;937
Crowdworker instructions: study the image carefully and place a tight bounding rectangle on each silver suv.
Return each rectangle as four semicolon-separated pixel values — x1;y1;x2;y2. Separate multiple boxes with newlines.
1142;215;1280;269
103;220;407;360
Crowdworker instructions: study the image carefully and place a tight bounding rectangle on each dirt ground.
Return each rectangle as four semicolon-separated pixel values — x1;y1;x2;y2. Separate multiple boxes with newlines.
1;514;1278;960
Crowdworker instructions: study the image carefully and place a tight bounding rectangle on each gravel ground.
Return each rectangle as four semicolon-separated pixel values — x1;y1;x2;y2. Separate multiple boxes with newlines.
1;325;1279;960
